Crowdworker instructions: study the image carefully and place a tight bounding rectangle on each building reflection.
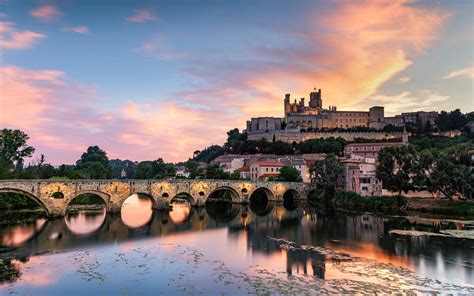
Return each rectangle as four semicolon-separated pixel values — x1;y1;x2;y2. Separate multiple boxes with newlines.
0;200;473;285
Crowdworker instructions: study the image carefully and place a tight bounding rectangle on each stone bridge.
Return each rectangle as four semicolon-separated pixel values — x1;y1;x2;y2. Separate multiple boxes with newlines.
0;179;312;217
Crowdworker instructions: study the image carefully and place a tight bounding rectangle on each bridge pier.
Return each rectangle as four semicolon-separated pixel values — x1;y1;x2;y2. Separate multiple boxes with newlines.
153;198;171;211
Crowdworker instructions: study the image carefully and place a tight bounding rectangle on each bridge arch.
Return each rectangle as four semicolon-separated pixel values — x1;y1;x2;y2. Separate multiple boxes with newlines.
249;187;275;202
0;188;51;215
67;190;110;210
170;192;195;206
207;186;241;203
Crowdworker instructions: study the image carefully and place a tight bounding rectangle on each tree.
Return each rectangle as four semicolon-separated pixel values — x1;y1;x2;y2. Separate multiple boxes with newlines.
204;163;230;179
193;145;225;163
75;146;111;179
0;128;35;177
436;109;468;131
309;154;343;190
224;128;247;153
184;160;205;179
376;145;417;196
417;146;473;200
278;165;302;182
134;158;174;179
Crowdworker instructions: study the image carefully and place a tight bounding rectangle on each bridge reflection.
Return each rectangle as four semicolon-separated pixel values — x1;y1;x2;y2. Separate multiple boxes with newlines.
1;202;473;284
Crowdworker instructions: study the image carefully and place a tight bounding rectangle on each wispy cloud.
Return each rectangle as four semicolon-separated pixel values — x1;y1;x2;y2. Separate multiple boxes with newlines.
352;90;450;116
126;9;156;23
443;67;474;80
135;35;187;61
0;21;45;49
398;77;410;83
71;26;89;34
30;5;61;22
2;1;453;164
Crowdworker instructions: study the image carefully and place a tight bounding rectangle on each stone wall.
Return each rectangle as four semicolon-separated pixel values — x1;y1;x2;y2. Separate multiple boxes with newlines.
248;130;402;143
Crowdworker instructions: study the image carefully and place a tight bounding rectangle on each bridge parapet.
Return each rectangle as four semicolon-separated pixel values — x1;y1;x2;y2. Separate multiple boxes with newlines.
0;179;312;217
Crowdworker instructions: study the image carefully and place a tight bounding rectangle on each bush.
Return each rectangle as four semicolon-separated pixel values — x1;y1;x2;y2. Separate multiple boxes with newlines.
308;190;407;213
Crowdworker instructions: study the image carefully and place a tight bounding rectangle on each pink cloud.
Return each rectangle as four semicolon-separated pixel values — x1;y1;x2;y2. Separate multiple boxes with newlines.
126;9;156;23
30;5;61;22
72;26;89;34
1;1;451;165
0;21;45;49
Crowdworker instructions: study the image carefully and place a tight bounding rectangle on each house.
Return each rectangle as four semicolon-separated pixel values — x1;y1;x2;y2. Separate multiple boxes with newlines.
344;142;404;159
250;161;284;181
278;156;310;182
341;158;382;196
235;166;250;180
175;165;190;178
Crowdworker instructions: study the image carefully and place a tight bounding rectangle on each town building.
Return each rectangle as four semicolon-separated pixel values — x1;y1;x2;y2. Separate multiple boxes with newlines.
341;158;382;196
344;142;403;159
250;161;284;181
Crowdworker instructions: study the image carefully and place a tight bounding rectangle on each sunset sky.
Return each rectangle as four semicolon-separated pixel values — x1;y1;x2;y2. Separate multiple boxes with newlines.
0;0;473;165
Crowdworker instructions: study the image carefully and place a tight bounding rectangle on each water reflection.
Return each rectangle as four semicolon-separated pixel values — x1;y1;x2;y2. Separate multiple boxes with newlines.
0;219;46;247
0;201;473;292
64;209;106;236
120;194;153;228
169;202;191;224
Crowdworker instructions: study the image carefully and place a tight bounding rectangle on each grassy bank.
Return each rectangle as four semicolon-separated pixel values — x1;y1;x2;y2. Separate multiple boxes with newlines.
309;190;406;214
309;190;474;217
332;191;406;213
406;198;474;217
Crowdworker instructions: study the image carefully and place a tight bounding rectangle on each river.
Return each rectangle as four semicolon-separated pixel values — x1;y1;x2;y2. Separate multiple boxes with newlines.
0;194;473;294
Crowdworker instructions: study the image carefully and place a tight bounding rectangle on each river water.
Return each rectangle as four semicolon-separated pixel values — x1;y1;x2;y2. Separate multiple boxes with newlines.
0;195;473;294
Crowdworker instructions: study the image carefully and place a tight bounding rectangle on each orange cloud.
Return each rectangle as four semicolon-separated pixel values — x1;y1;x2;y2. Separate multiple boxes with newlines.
30;5;61;22
1;1;451;164
0;21;45;49
244;0;448;110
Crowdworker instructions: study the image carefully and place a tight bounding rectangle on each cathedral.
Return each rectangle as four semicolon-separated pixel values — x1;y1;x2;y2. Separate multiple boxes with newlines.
246;88;386;133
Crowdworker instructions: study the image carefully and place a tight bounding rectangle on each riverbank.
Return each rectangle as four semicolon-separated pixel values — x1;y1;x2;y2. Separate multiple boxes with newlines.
406;198;474;218
310;190;474;218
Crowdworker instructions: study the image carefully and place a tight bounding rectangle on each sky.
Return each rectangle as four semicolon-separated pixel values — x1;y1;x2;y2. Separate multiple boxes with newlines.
0;0;473;165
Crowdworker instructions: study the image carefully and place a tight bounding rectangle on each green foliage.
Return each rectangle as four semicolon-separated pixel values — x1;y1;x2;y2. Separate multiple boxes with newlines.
69;193;104;205
308;190;406;213
134;158;175;179
436;109;468;131
0;128;35;178
0;193;41;211
417;145;473;199
309;154;343;190
332;191;407;213
75;146;111;179
229;171;241;180
193;145;225;163
224;128;247;153
278;165;302;182
376;145;418;195
204;163;230;179
184;160;205;179
109;159;137;178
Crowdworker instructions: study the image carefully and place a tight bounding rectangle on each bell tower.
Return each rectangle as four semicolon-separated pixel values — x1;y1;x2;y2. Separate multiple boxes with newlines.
309;88;322;109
